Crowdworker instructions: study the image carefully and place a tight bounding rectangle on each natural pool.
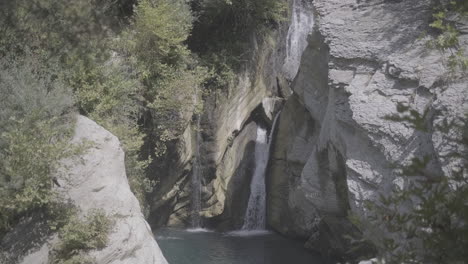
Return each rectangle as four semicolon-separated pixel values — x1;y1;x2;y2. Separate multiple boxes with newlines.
155;228;327;264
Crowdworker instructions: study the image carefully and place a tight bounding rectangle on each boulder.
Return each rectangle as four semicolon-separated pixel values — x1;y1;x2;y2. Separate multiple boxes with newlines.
1;115;168;264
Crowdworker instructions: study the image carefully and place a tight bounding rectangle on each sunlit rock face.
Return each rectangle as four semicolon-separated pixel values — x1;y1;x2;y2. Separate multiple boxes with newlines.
267;0;468;260
148;24;289;230
1;116;168;264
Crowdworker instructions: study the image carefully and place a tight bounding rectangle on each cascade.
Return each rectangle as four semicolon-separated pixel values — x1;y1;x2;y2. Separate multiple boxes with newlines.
190;97;202;228
282;0;314;81
242;113;281;230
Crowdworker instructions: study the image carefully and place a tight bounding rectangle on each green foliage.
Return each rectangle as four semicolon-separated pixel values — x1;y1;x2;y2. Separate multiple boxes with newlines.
96;117;154;210
119;0;208;154
199;51;239;91
0;0;123;60
429;11;460;49
0;58;75;234
356;111;468;263
67;52;154;206
190;0;287;90
50;209;113;264
131;0;193;72
0;0;285;226
196;0;287;40
0;0;157;211
62;0;207;208
126;0;206;109
360;169;468;263
428;0;468;73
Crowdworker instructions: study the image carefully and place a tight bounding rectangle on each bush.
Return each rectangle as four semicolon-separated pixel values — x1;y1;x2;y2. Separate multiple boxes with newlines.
1;0;207;221
50;209;113;264
130;0;194;72
358;169;468;263
353;116;468;263
189;0;286;91
428;0;468;73
119;0;207;153
0;57;75;234
0;0;122;61
194;0;286;43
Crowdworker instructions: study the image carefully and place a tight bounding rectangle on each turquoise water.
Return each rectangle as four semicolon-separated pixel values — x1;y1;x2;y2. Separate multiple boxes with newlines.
155;228;327;264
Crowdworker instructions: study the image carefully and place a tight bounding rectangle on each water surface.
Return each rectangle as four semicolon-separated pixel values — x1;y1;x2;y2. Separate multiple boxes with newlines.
156;228;327;264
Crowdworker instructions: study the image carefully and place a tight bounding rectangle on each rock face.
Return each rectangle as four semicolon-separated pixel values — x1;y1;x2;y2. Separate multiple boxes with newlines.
2;116;168;264
268;0;468;260
149;28;287;229
146;0;467;260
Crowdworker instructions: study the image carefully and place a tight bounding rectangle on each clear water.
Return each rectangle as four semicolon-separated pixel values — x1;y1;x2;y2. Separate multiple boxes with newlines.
156;228;327;264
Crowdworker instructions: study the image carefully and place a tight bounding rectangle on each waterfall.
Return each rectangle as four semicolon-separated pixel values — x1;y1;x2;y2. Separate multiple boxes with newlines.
242;113;281;230
282;0;314;81
191;95;202;228
242;126;269;230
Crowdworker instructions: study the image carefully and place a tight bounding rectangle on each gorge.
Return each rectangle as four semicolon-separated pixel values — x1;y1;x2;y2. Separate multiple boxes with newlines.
1;0;467;263
151;0;468;262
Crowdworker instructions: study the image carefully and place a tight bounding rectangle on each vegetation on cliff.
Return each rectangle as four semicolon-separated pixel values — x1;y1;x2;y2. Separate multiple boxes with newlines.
0;0;286;245
351;2;468;263
0;57;75;234
428;0;468;73
50;209;113;264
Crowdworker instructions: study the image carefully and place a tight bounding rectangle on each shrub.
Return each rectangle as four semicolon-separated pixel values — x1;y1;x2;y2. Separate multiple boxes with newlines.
357;168;468;263
194;0;286;42
353;114;468;263
119;0;207;162
189;0;286;91
1;0;207;220
50;209;113;264
0;57;75;234
0;0;121;61
130;0;194;72
428;0;468;73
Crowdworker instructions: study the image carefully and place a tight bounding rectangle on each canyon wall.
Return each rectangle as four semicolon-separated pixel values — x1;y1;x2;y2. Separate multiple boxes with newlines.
148;0;467;260
268;0;468;260
149;25;288;228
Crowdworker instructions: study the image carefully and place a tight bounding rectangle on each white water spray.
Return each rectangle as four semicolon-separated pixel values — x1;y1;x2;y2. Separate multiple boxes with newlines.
242;113;281;230
242;126;269;230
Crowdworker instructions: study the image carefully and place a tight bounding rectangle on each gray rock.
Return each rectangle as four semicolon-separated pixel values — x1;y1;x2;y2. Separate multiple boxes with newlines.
150;22;290;229
268;0;468;260
10;116;168;264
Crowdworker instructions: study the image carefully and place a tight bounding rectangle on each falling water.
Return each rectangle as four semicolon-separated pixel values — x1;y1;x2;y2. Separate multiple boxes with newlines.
242;113;281;230
282;0;314;81
191;97;202;228
242;126;269;230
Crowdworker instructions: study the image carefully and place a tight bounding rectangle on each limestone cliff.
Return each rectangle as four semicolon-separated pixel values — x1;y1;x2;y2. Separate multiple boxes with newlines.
268;0;468;260
1;116;168;264
146;0;467;260
149;28;287;229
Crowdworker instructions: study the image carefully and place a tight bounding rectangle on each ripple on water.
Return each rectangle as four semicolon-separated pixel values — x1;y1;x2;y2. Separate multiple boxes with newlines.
155;228;327;264
224;230;272;237
185;228;214;233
